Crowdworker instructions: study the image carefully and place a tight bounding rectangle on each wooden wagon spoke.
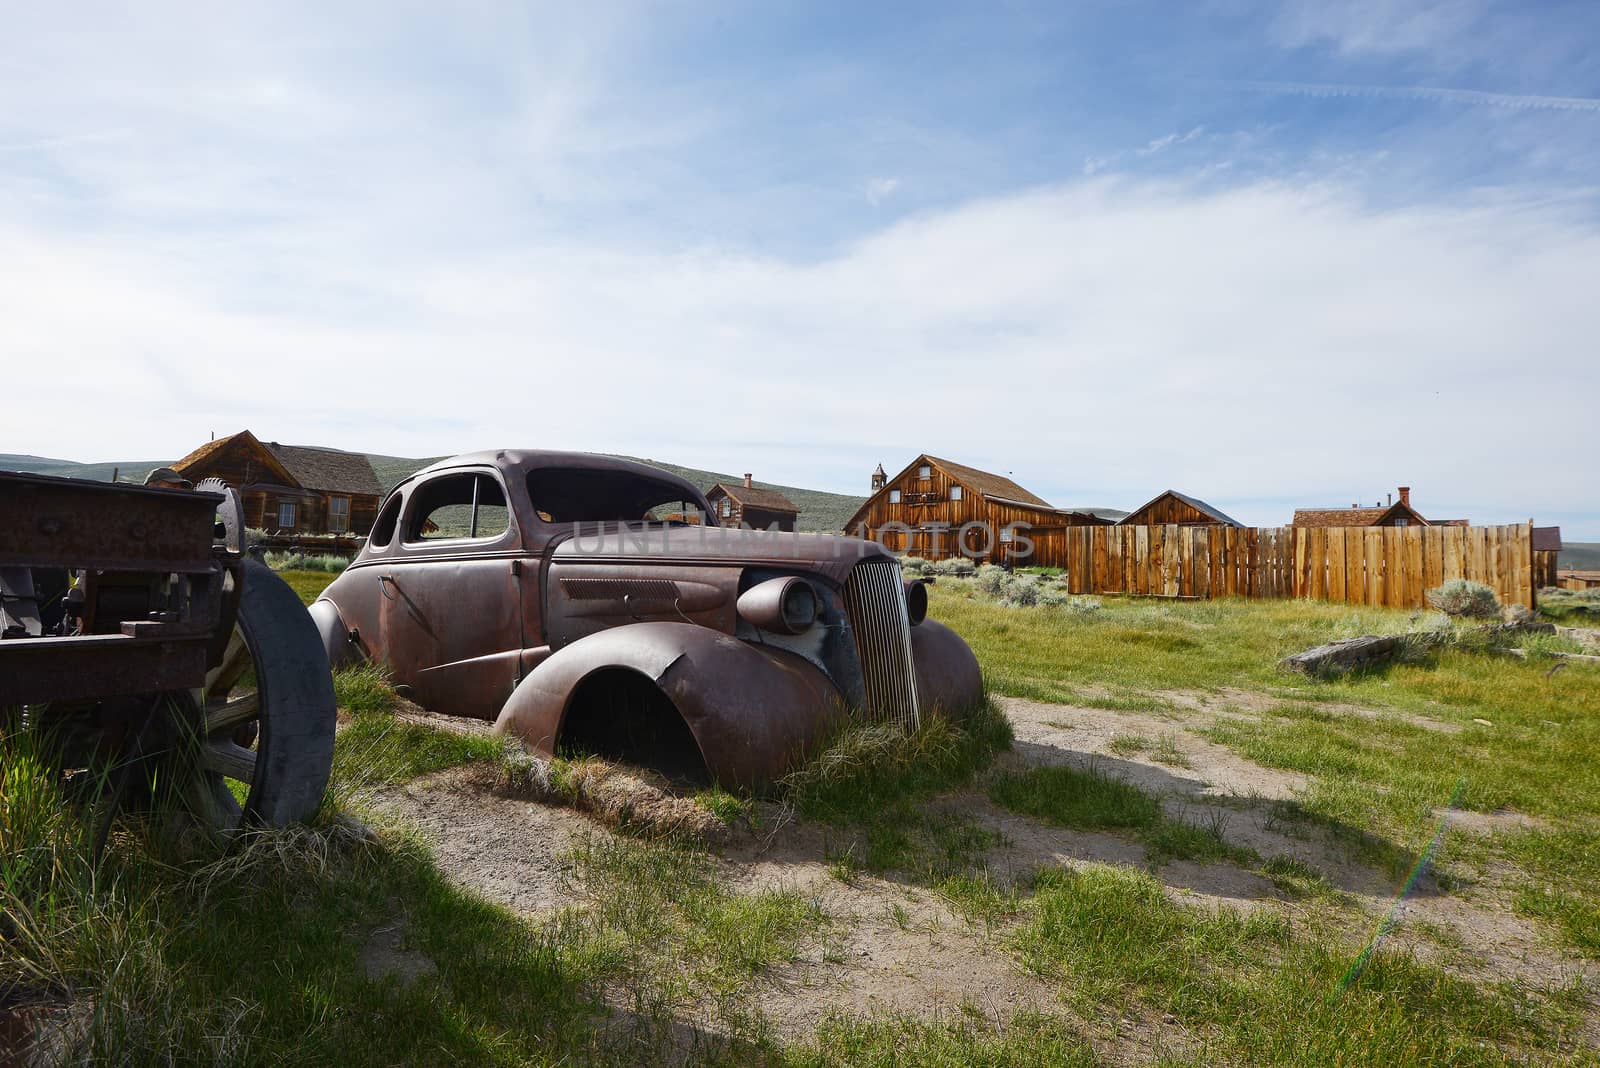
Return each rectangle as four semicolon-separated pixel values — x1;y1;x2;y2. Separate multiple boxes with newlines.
205;628;250;696
200;739;258;784
203;692;260;736
184;772;238;828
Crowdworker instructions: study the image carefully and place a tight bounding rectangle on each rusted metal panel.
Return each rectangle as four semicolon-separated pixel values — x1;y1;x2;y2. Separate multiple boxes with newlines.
0;471;221;573
0;633;209;704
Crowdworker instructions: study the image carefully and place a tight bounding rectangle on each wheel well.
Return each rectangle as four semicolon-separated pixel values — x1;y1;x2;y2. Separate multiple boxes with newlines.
557;668;709;784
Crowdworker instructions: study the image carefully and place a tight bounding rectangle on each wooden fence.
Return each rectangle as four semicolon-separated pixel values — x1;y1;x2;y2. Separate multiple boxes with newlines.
1010;523;1535;610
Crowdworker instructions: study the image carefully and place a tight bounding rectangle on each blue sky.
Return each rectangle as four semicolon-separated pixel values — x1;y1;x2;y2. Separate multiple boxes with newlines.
4;1;1599;534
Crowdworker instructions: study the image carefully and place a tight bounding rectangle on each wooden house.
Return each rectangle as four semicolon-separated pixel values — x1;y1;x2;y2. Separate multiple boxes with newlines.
1559;570;1600;592
705;475;800;532
1293;486;1434;529
1533;526;1563;588
171;430;385;536
1117;490;1242;528
844;454;1108;562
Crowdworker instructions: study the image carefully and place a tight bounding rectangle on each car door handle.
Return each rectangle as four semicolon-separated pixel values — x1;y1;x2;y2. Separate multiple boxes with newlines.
379;573;397;600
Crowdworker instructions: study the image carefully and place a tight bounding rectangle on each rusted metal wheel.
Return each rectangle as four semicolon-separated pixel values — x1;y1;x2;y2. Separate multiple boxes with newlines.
183;557;336;831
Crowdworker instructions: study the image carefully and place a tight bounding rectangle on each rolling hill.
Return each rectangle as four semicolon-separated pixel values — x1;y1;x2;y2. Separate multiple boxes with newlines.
1560;542;1600;571
2;450;869;534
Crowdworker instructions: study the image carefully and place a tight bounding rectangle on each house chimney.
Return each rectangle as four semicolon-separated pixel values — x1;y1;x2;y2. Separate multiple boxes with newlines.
743;473;752;489
1399;486;1411;507
1387;492;1392;507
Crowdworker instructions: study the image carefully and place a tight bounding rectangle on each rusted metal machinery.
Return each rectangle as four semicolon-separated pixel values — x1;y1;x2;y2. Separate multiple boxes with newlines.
0;471;335;837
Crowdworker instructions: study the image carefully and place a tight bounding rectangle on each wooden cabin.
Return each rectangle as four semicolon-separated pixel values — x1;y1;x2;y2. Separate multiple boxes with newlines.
171;430;385;536
1533;526;1563;588
1118;490;1242;528
1559;570;1600;592
845;454;1108;562
1293;486;1435;529
705;475;800;532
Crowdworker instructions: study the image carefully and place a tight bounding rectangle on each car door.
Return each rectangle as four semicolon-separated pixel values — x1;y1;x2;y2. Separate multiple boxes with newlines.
379;468;526;720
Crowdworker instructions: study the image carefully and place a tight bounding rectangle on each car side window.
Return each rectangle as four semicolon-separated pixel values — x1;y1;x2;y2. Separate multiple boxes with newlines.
405;473;510;543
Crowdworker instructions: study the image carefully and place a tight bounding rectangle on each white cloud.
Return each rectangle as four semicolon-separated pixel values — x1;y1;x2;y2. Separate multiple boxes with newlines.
1271;0;1488;60
866;177;900;205
5;178;1597;532
1242;81;1600;114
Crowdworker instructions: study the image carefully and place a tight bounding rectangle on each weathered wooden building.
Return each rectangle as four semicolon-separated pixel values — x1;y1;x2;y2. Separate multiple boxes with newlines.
171;430;385;536
705;475;800;532
1293;486;1438;529
845;454;1107;562
1533;526;1563;588
1118;490;1242;528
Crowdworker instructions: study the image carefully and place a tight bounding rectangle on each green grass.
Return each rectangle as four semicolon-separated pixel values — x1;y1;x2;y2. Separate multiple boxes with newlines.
1011;863;1585;1065
987;764;1254;866
778;701;1013;878
932;586;1600;956
277;567;337;605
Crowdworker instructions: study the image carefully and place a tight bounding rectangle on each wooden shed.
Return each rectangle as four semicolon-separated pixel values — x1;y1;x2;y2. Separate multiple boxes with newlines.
1117;490;1242;528
845;454;1107;562
705;475;800;532
171;430;385;536
1533;526;1563;588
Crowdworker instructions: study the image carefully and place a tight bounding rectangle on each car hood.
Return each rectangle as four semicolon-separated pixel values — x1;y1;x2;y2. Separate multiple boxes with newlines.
548;523;891;584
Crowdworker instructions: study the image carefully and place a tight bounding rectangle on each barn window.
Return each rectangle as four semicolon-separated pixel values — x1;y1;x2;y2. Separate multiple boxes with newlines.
889;490;901;504
277;501;297;529
917;464;931;480
328;496;351;533
721;498;732;518
1395;518;1409;527
950;485;962;501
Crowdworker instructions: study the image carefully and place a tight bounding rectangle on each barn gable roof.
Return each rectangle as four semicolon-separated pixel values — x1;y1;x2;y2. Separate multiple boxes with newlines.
707;482;800;514
172;430;301;489
266;443;385;498
922;455;1053;508
842;453;1063;533
1116;489;1243;527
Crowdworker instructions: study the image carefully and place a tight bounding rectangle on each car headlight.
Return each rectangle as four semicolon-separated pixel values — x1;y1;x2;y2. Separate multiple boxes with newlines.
737;576;820;635
903;578;928;626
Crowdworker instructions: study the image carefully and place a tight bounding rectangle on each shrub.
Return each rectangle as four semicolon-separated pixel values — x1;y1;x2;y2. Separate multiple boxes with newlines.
934;556;976;577
974;564;1010;595
899;556;931;576
1426;579;1499;619
1004;579;1040;607
261;551;351;574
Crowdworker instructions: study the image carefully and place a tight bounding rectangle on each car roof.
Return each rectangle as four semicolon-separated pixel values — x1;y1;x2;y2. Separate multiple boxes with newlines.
404;449;707;502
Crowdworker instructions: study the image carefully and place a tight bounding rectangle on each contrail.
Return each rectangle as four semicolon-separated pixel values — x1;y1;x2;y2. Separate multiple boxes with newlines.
1240;80;1600;114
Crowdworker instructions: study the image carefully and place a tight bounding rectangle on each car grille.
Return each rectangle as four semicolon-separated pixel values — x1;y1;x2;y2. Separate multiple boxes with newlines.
842;559;921;729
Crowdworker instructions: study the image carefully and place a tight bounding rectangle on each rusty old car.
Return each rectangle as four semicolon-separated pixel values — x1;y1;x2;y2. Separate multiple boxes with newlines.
309;450;982;787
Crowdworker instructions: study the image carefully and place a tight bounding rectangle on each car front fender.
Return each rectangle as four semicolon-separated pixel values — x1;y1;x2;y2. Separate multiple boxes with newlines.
493;621;848;790
909;618;985;716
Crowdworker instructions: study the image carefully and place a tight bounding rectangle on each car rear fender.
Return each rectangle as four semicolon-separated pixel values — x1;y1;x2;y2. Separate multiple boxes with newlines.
308;598;361;671
493;621;847;789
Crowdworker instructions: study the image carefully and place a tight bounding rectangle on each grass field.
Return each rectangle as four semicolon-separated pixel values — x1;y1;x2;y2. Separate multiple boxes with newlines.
4;575;1596;1064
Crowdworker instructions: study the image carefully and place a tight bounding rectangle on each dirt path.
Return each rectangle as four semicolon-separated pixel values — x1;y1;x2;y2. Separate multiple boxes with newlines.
369;696;1595;1054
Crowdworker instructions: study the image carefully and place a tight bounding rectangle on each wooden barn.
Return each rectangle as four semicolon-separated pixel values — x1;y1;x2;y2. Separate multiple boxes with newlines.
1533;526;1563;588
1293;486;1437;529
1117;490;1243;528
705;475;800;532
171;430;385;536
845;454;1107;562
